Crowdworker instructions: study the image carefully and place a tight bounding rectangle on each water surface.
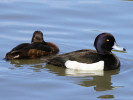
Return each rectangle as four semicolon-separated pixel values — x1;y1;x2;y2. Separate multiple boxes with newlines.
0;0;133;100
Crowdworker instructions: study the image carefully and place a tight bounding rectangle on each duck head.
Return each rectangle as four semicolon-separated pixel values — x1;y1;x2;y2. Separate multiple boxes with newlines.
31;31;45;43
94;33;126;55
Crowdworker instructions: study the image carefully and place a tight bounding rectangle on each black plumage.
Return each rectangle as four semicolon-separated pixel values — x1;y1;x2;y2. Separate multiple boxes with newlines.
46;33;125;70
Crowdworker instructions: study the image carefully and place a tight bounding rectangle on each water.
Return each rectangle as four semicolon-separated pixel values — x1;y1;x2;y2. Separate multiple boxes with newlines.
0;0;133;99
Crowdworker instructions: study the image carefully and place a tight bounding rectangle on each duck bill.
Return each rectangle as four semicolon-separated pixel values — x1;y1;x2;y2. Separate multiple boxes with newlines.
112;42;126;52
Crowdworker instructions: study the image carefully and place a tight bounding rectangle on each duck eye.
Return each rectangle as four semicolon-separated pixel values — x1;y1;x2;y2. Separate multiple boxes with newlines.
106;39;110;42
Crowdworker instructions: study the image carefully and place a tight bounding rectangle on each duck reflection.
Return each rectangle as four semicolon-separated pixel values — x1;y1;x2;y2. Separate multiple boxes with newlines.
79;69;120;91
123;0;133;1
6;58;46;72
45;64;120;91
6;59;120;92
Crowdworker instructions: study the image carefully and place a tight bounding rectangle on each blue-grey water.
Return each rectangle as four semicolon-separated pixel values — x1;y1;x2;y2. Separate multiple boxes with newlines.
0;0;133;100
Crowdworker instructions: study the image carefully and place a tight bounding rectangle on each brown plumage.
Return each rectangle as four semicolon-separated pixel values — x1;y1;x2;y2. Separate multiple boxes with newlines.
5;31;59;60
46;42;59;54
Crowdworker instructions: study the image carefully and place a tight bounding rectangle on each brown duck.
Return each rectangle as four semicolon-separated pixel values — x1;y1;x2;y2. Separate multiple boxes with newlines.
5;31;59;60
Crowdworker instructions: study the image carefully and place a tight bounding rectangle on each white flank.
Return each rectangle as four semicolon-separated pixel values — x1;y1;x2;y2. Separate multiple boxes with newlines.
65;60;104;71
13;55;20;59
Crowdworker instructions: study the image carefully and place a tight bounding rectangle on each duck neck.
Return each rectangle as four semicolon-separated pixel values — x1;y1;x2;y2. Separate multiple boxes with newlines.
96;46;112;55
42;41;47;45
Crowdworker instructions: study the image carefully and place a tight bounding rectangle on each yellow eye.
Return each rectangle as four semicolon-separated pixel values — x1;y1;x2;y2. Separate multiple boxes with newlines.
106;39;110;42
